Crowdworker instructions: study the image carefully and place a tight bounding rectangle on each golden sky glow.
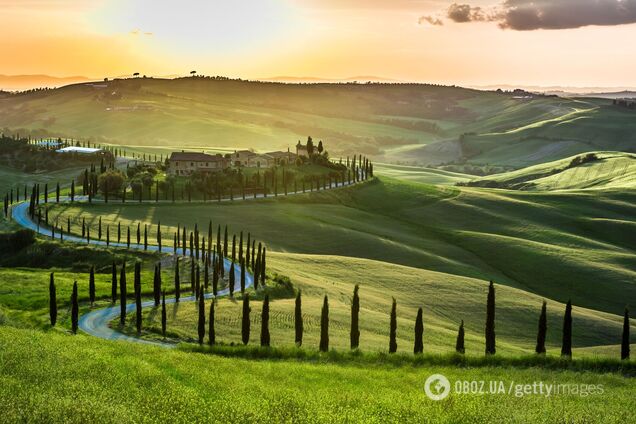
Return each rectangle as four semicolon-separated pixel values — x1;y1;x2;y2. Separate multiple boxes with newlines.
1;0;636;87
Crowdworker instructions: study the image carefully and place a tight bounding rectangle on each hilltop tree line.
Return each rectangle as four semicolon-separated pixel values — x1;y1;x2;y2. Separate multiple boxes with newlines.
49;270;631;360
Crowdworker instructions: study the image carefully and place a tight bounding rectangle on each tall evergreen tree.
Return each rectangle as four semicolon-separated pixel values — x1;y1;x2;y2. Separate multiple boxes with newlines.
49;273;57;326
229;262;235;296
621;307;630;361
71;281;79;334
212;254;219;296
456;320;465;354
119;263;127;325
209;299;216;346
161;291;167;338
153;264;161;306
135;262;142;335
319;295;329;352
111;262;117;303
242;294;250;345
414;307;424;354
198;287;205;344
89;266;96;306
389;297;397;353
485;280;496;355
174;258;181;302
240;257;246;294
350;285;360;349
260;247;266;286
261;294;270;347
295;290;303;347
535;301;547;354
561;300;573;358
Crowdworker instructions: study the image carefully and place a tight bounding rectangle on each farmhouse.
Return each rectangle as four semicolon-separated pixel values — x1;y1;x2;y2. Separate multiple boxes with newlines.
296;141;309;158
230;148;297;168
168;151;228;176
230;150;273;168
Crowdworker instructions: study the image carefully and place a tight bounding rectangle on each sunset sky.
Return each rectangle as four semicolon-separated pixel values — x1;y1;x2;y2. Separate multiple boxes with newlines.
2;0;636;88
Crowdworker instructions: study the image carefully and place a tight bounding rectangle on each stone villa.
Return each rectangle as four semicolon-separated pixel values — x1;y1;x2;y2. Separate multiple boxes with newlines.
167;151;228;176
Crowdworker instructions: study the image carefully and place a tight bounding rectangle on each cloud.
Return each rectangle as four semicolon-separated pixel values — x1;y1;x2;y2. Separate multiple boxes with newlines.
424;0;636;30
447;3;486;23
418;15;443;26
498;0;636;30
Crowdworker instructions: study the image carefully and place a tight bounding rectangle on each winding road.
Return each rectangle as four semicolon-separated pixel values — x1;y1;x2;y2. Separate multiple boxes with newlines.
10;176;364;347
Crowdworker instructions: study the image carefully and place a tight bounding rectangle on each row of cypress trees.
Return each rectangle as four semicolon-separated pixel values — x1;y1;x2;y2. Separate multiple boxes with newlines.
48;271;630;360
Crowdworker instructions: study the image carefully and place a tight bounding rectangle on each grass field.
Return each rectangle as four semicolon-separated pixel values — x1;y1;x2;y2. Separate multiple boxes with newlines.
464;152;636;190
2;79;634;167
43;176;636;315
1;325;635;423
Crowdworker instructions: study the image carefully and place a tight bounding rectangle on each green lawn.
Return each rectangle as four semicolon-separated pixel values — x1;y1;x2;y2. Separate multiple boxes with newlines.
43;176;636;316
1;325;634;423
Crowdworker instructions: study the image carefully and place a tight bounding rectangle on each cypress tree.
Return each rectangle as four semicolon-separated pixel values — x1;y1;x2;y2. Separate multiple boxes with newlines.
319;295;329;352
135;262;142;335
414;307;424;354
350;284;360;349
119;263;127;325
144;224;148;250
261;294;270;347
89;265;96;306
561;300;573;358
212;254;219;296
127;226;131;248
161;291;167;338
136;223;140;245
117;222;121;244
246;233;251;265
621;307;630;360
456;320;465;354
153;264;161;306
242;294;250;345
232;234;236;262
198;287;205;344
204;258;209;290
223;225;228;257
240;257;246;295
295;290;303;347
208;299;216;346
111;262;117;303
260;247;266;286
174;258;181;302
190;259;195;295
49;273;57;326
157;222;162;252
98;217;102;240
229;262;235;297
389;297;397;353
71;281;79;334
485;280;496;355
536;301;547;354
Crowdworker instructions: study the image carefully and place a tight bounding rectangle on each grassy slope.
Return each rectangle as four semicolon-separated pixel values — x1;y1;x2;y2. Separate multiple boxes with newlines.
1;326;634;423
42;177;636;338
0;165;83;196
131;252;630;356
466;152;636;190
373;163;471;185
4;79;629;166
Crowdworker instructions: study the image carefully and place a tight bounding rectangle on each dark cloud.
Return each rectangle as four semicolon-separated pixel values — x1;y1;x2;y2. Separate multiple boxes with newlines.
418;15;444;26
447;3;487;23
426;0;636;30
499;0;636;30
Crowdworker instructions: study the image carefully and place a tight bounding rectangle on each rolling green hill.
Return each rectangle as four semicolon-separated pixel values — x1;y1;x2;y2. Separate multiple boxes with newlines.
2;78;633;167
43;176;636;317
464;152;636;190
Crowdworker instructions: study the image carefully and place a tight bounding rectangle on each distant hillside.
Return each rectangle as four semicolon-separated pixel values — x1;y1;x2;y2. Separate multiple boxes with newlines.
0;77;633;167
461;152;636;191
0;74;91;91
